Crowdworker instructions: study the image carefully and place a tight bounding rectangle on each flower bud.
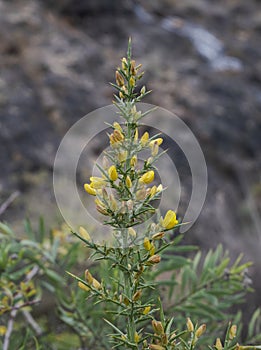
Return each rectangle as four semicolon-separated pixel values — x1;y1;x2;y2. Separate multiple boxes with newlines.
108;165;118;181
130;155;137;167
128;227;136;238
195;324;206;338
141;131;149;146
157;184;163;192
134;128;139;141
215;338;223;350
116;70;124;86
146;255;161;265
152;320;164;335
78;281;90;292
79;226;91;241
229;325;237;340
136;187;147;200
140;86;146;95
151;142;159;157
85;269;93;284
126;175;132;188
130;76;135;88
133;289;142;301
113;122;123;132
186;317;194;332
118;150;128;163
134;332;140;343
152;232;165;240
84;183;96;196
92;278;102;290
149;185;157;197
149;345;164;350
149;243;155;256
130;60;136;75
121;57;128;71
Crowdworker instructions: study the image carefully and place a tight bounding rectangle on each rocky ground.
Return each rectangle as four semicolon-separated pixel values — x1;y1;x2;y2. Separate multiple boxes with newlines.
0;0;260;323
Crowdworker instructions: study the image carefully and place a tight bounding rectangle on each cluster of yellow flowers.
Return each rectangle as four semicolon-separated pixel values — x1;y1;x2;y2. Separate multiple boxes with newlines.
83;121;178;233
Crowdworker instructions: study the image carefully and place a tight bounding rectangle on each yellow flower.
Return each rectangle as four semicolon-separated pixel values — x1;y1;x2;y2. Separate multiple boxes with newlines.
0;326;7;336
143;306;151;315
130;76;135;88
113;122;122;132
130;155;137;167
108;165;118;181
78;281;90;292
126;175;132;188
139;170;154;184
141;131;149;146
149;138;163;147
143;237;151;251
79;226;91;241
84;183;96;196
134;332;140;343
109;129;124;146
162;210;178;230
90;176;106;189
149;185;157;197
149;243;155;256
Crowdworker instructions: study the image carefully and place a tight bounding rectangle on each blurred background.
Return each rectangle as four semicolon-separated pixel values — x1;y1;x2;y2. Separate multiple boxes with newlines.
0;0;260;323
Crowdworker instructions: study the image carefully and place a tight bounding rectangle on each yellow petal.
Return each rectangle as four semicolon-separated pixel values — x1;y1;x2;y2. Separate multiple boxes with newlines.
141;131;149;146
84;183;96;195
108;165;118;181
139;170;154;184
79;226;91;241
126;175;132;188
78;281;90;292
162;210;178;230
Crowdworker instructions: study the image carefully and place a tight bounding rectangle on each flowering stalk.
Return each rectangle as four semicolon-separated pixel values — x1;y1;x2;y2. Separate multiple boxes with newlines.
69;40;260;350
68;39;182;349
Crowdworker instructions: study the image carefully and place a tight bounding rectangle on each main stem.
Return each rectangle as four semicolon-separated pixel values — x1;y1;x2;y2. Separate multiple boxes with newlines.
122;230;137;348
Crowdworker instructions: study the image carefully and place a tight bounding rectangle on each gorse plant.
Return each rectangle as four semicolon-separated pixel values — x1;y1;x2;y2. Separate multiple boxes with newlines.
69;40;261;350
0;40;260;350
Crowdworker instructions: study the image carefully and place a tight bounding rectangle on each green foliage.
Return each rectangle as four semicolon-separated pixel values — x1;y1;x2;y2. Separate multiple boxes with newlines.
0;220;260;349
